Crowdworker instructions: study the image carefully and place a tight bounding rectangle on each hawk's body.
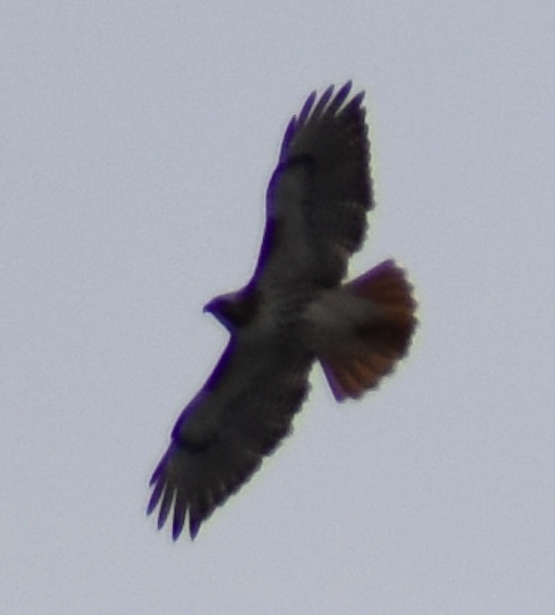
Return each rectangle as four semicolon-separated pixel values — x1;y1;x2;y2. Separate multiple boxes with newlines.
148;83;417;540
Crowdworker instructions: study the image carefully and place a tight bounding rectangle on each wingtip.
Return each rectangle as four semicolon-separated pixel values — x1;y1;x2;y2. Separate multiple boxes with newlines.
147;477;164;516
189;517;201;540
296;89;317;126
171;495;187;540
172;519;185;541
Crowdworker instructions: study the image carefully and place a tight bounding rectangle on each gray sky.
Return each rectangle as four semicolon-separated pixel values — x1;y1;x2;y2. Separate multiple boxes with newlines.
3;1;555;613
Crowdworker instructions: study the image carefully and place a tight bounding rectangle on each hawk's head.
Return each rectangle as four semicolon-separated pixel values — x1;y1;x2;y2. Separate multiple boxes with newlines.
203;287;259;332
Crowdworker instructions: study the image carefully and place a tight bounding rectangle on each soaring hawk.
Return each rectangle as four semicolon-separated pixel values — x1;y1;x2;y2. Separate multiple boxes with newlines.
148;82;417;540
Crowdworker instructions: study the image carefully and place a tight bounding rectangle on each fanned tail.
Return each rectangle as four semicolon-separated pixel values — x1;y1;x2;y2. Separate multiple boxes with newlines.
320;259;417;401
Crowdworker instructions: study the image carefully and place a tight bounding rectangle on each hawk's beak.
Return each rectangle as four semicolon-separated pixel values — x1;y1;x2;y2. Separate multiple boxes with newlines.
203;299;216;315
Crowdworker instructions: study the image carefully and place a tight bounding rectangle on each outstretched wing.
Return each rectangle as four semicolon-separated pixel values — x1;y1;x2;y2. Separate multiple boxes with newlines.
148;340;312;540
255;82;373;290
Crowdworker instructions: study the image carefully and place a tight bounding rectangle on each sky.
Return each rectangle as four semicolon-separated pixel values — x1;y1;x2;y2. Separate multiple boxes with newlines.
3;1;555;613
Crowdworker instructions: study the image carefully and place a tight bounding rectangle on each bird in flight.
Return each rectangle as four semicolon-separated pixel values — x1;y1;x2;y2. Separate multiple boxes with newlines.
148;82;417;540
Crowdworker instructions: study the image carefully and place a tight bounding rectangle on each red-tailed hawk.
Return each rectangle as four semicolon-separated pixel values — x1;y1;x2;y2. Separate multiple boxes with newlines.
148;82;417;540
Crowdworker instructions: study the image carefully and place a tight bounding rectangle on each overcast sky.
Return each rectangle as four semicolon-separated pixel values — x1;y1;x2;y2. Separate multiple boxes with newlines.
3;1;555;613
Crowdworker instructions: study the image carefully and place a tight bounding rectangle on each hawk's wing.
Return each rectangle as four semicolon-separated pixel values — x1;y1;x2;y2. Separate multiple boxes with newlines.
254;82;372;291
148;340;312;540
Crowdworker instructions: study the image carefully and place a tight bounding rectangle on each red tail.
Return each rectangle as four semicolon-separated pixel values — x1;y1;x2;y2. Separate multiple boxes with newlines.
320;259;417;401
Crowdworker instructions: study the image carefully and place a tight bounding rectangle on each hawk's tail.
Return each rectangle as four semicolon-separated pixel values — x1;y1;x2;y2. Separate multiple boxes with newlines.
320;259;417;401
